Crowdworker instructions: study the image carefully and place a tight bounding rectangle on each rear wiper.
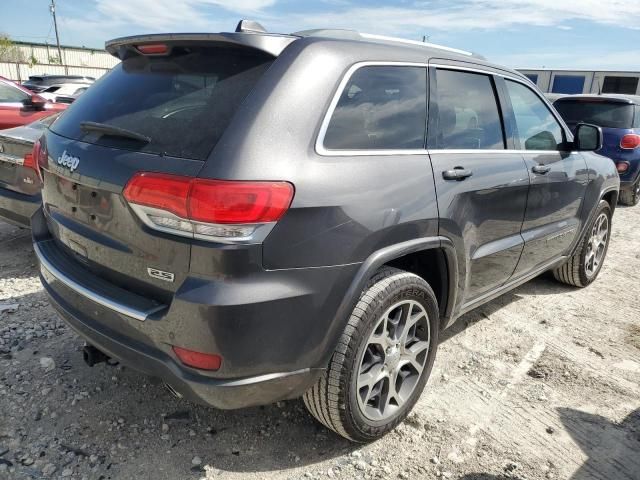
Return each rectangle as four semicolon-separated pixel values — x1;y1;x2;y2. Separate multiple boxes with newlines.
80;121;151;143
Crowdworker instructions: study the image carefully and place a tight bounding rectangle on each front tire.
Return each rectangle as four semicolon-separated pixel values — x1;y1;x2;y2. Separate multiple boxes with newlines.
303;267;439;442
553;200;612;287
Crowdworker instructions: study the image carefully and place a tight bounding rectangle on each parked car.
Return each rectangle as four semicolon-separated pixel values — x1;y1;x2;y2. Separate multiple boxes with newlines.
0;76;66;130
31;22;619;442
39;83;89;103
22;75;94;93
553;94;640;205
0;114;59;227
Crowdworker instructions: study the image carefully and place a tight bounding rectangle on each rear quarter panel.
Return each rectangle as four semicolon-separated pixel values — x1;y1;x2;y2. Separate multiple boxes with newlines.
580;150;619;224
198;38;440;269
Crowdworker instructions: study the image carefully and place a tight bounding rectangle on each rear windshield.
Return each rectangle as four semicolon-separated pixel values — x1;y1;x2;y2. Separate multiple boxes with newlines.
554;100;635;129
51;46;273;160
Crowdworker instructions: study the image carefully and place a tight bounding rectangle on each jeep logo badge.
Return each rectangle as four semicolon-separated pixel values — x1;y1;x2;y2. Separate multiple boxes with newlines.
57;150;80;172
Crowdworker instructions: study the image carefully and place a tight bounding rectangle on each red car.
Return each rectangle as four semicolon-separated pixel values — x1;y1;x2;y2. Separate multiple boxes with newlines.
0;76;67;129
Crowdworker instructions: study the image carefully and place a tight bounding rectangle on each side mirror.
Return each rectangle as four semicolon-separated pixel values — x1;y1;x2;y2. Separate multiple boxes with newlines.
574;123;603;151
22;94;47;111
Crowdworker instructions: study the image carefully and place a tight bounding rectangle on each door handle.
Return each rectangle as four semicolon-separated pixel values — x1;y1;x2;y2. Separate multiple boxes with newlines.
532;165;552;175
442;168;473;181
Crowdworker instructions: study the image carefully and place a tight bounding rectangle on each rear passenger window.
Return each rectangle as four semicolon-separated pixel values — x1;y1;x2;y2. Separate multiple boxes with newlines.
432;69;505;150
506;80;564;151
323;66;427;150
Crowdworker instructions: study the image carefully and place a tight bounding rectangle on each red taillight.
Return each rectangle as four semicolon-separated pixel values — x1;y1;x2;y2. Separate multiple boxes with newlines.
617;162;630;173
23;152;35;169
172;346;221;371
189;179;294;224
123;173;191;218
30;138;47;180
136;44;169;55
123;172;294;241
620;134;640;149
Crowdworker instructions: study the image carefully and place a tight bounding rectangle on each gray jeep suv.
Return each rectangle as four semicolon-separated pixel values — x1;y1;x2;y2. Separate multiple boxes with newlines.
31;22;619;442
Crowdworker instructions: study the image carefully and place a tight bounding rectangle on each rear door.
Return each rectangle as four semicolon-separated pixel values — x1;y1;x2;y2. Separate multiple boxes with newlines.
428;65;529;304
502;80;588;275
41;43;274;302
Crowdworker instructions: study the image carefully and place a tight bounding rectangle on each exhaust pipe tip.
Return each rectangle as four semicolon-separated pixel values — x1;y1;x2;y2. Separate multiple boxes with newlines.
82;345;109;367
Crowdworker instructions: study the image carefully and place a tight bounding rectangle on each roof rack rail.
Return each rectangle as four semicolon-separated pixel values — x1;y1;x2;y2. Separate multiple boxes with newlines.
359;33;479;58
293;29;483;59
293;29;361;40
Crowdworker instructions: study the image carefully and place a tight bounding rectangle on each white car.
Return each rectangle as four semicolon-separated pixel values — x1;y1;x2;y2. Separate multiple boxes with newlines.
39;83;89;103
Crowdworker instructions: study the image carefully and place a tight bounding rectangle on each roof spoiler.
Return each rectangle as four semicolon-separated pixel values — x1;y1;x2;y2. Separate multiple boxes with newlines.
106;28;296;59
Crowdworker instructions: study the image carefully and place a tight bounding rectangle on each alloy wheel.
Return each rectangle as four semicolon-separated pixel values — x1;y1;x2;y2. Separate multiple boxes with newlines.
356;300;430;421
584;212;609;278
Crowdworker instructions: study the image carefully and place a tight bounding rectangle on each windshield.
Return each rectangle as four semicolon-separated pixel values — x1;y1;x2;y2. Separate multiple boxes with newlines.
554;100;635;129
51;46;273;160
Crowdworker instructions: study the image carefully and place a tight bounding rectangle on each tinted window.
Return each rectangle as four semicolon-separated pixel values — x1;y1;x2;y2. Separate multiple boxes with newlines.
432;69;504;150
0;82;28;103
525;74;538;84
51;47;273;161
323;66;427;150
506;80;564;150
552;75;585;94
602;76;639;95
553;100;634;129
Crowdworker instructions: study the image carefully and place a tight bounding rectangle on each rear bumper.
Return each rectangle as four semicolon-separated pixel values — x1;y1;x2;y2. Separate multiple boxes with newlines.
32;208;358;409
0;188;40;228
44;285;321;408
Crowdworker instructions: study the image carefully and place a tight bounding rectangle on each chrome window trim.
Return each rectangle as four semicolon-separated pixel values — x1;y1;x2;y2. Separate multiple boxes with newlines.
34;241;165;322
427;149;569;155
315;61;429;157
316;61;574;157
430;62;571;136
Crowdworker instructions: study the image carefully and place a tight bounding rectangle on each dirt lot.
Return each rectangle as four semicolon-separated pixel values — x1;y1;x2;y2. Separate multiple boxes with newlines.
1;204;639;480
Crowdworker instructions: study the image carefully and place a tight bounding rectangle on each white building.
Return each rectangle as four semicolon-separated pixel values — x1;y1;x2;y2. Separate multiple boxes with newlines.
0;40;119;83
517;69;640;95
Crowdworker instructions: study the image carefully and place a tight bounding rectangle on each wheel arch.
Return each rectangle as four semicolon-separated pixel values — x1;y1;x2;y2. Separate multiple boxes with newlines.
570;186;618;258
602;188;618;212
320;237;457;369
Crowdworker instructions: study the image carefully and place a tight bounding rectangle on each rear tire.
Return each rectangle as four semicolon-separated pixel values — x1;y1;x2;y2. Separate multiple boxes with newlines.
303;267;439;442
619;180;640;206
552;200;612;287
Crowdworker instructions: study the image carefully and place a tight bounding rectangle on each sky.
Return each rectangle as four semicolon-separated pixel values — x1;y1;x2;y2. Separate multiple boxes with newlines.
1;0;639;70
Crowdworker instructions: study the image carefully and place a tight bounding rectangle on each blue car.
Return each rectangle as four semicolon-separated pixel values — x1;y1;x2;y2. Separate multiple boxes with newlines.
554;95;640;205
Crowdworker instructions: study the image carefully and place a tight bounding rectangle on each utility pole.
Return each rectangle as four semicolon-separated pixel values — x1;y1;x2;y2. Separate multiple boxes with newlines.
49;0;67;73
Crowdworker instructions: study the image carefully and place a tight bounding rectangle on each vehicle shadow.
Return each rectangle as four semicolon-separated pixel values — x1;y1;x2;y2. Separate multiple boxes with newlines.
458;408;640;480
558;407;640;480
1;289;357;476
0;229;38;282
441;273;575;343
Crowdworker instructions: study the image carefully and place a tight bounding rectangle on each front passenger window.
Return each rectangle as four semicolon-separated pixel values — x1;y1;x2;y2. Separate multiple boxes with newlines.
506;80;564;151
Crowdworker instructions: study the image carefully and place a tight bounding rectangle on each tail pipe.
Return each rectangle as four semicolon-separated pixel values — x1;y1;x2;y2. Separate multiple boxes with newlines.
82;344;109;367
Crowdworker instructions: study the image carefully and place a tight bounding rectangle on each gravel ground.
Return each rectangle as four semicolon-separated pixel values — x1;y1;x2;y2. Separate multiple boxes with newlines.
1;204;639;480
